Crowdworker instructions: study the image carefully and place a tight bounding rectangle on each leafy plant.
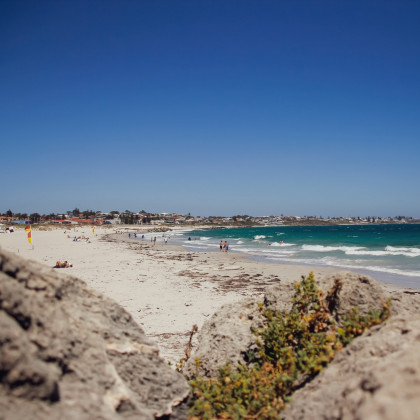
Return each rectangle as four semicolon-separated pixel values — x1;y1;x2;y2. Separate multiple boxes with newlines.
188;272;390;419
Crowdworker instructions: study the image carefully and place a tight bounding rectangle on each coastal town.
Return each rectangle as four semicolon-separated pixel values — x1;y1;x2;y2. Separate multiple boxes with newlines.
0;208;418;227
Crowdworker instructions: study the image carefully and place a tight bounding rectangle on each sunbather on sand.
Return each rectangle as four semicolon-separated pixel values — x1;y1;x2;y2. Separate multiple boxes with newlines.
54;260;72;268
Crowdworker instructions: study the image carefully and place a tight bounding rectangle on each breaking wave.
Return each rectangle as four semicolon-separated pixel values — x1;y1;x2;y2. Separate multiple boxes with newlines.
302;245;365;253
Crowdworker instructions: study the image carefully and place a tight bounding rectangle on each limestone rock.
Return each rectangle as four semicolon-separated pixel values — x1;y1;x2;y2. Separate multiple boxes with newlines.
265;271;388;325
0;249;190;420
282;314;420;420
183;298;265;379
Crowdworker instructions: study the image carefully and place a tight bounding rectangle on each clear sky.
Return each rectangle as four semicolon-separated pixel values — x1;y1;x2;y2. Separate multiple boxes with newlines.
1;0;419;217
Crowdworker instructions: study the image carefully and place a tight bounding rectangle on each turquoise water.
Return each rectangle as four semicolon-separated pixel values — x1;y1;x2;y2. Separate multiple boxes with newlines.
177;224;420;288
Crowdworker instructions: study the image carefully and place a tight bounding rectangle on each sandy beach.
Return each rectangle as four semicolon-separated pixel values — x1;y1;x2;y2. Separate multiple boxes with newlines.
0;225;410;364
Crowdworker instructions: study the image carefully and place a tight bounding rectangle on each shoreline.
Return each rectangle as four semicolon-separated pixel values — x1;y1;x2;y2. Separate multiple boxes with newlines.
0;225;417;364
175;224;420;288
178;244;420;289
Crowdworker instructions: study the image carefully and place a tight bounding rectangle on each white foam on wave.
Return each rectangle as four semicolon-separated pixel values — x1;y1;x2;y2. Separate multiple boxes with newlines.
270;242;295;247
227;246;296;256
386;246;415;251
236;240;244;244
358;266;420;277
262;255;420;279
200;237;211;240
319;257;420;278
183;240;213;247
254;235;266;240
175;228;194;234
235;247;258;254
302;245;365;253
302;244;420;258
346;248;420;258
263;249;296;255
385;246;420;256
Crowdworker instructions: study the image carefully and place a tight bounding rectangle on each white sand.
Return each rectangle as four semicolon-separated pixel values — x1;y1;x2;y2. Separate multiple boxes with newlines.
0;225;359;364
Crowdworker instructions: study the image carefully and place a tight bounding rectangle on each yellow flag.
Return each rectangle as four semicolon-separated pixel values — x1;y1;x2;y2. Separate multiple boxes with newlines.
25;225;32;244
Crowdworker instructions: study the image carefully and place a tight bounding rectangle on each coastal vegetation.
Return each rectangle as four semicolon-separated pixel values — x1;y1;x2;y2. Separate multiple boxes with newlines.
186;273;391;419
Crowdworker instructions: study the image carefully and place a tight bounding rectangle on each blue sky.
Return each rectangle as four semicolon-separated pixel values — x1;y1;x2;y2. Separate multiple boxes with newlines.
1;0;419;217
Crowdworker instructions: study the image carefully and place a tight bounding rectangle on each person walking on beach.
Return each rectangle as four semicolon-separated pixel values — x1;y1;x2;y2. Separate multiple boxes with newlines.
219;240;223;251
223;241;228;252
153;236;157;246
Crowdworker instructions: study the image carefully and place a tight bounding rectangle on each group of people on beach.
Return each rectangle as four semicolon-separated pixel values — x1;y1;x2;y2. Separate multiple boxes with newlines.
128;233;145;240
128;232;169;245
151;234;169;245
68;235;91;243
219;240;229;252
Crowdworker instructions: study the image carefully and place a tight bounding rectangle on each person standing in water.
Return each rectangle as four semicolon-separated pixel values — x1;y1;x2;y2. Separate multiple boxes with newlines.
219;240;223;251
223;241;228;252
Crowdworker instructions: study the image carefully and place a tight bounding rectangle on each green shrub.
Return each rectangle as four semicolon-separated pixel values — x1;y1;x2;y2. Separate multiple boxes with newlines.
188;272;390;419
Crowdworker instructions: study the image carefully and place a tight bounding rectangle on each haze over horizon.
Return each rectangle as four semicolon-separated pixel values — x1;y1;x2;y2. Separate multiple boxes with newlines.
1;1;419;218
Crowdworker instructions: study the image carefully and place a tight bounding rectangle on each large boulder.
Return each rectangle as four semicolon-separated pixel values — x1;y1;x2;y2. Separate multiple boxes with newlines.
183;298;265;379
265;271;389;325
0;249;190;420
282;314;420;420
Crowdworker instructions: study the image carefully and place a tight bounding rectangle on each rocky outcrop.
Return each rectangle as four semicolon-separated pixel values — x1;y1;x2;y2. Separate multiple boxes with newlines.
0;249;190;420
185;271;391;379
184;271;420;419
264;271;389;325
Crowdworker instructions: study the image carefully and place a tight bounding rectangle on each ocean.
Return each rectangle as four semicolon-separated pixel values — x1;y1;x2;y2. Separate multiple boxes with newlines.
173;224;420;289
